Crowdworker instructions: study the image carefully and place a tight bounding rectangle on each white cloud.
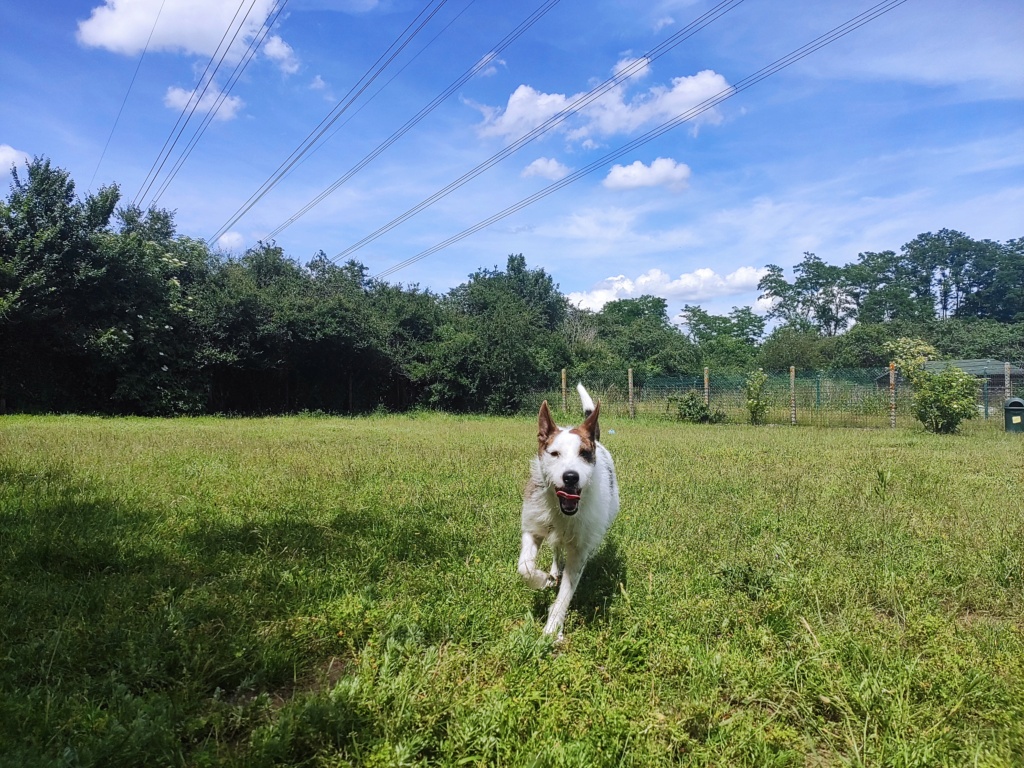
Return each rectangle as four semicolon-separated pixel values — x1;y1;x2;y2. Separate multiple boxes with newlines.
164;83;244;121
0;144;31;177
263;34;300;75
603;157;690;190
77;0;281;60
653;16;674;32
477;84;573;140
477;68;730;143
310;75;327;90
216;231;245;251
612;56;651;82
472;51;505;78
567;266;768;310
522;157;571;181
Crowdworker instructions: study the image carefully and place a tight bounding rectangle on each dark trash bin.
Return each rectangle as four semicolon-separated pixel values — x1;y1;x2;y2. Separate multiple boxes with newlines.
1005;397;1024;433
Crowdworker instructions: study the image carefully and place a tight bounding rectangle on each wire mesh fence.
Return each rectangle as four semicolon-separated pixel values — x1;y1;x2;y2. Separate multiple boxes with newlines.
527;364;1022;430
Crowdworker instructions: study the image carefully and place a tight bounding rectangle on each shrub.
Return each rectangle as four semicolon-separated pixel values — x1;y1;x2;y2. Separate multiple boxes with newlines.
886;337;979;434
667;390;727;424
745;368;770;425
910;365;979;434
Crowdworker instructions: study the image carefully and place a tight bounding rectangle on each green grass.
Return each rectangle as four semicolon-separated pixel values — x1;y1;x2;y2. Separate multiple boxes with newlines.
1;413;1023;767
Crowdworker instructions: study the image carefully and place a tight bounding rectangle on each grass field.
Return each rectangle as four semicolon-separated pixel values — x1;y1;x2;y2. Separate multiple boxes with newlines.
1;413;1023;767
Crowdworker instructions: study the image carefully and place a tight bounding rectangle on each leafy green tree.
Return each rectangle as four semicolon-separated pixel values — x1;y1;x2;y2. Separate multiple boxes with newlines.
758;253;855;335
423;255;565;413
757;322;832;372
595;296;697;381
678;304;763;372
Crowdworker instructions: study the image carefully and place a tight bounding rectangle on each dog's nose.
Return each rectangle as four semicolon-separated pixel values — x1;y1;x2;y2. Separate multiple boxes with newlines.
562;470;579;488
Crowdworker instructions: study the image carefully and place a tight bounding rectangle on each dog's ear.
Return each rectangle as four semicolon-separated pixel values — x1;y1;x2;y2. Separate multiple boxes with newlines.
538;400;557;446
581;399;601;442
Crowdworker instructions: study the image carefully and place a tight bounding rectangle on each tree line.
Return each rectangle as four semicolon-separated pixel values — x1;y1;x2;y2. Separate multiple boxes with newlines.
2;158;1021;415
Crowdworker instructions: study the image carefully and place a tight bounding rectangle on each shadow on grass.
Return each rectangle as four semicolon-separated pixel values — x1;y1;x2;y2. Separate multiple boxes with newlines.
531;535;627;627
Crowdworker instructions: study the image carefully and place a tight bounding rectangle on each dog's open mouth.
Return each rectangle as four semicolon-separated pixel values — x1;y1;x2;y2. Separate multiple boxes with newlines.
556;488;582;515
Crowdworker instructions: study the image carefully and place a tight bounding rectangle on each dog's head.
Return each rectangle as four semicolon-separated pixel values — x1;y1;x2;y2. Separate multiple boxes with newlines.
536;400;601;516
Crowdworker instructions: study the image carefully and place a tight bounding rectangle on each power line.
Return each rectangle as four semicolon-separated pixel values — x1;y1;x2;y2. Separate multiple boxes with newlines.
207;0;452;244
329;0;748;265
370;0;912;282
132;0;264;206
252;0;482;215
148;0;289;205
89;0;169;191
262;0;561;242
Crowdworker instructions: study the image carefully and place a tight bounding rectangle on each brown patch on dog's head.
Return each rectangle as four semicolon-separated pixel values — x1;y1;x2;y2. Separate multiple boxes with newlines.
537;400;558;452
571;399;601;448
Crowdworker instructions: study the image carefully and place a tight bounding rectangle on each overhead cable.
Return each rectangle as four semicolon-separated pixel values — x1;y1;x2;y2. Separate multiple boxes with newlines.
207;0;452;244
133;0;265;206
330;0;748;264
89;0;169;190
149;0;289;205
262;0;561;242
370;0;911;282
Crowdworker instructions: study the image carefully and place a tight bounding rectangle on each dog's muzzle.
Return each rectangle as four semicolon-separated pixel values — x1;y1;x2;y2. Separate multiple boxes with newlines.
556;488;581;515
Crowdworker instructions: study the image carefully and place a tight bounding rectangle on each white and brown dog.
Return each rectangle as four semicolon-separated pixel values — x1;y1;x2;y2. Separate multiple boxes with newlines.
518;383;620;638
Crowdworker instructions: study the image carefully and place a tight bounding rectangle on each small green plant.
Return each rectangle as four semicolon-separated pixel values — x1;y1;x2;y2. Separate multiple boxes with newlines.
886;337;978;434
909;365;979;434
744;368;770;425
667;390;726;424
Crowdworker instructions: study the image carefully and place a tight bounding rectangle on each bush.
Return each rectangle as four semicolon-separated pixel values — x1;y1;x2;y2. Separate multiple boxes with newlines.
910;366;979;434
745;369;770;425
667;390;726;424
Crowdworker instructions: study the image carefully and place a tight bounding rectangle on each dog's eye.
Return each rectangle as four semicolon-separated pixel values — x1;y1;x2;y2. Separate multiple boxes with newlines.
548;450;560;458
580;449;594;461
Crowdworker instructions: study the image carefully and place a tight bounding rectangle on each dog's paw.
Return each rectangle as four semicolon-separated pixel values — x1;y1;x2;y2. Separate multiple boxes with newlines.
524;570;553;590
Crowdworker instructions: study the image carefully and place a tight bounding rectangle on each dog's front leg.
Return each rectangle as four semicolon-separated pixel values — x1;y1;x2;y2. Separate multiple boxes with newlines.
518;532;556;589
543;552;584;638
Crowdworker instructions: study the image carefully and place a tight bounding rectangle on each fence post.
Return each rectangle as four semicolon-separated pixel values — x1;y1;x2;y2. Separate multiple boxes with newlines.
703;367;709;406
628;368;635;419
889;362;896;428
561;368;567;412
790;366;797;425
1007;362;1012;399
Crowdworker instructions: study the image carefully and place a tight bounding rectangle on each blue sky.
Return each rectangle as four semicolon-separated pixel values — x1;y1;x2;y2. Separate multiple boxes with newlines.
2;0;1022;320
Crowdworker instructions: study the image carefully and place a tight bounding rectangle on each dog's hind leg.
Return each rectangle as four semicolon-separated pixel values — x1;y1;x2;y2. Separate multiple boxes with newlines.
518;533;556;590
543;552;584;638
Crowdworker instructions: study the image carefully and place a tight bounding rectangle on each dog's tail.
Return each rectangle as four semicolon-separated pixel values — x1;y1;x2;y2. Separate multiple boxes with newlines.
576;383;596;417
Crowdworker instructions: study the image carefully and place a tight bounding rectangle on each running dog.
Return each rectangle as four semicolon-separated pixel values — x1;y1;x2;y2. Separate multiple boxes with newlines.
518;383;620;638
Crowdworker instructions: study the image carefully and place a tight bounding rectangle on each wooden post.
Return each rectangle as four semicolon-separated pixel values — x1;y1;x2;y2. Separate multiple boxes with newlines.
889;362;896;428
561;368;567;412
628;368;635;419
703;367;710;406
790;366;796;425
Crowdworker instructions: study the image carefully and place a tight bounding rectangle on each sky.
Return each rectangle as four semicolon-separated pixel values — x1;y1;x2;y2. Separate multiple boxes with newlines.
1;0;1022;322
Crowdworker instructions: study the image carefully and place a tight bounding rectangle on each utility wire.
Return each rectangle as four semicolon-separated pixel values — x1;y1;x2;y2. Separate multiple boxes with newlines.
208;0;452;244
133;0;263;206
253;0;481;211
262;0;561;242
89;0;168;191
370;0;911;282
149;0;289;205
330;0;748;265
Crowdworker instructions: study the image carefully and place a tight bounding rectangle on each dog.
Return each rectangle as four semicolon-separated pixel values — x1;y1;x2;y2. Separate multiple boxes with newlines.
518;383;619;638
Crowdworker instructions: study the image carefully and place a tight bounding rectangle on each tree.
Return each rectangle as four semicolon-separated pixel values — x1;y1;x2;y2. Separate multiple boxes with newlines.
597;296;697;380
678;304;763;372
758;253;855;335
